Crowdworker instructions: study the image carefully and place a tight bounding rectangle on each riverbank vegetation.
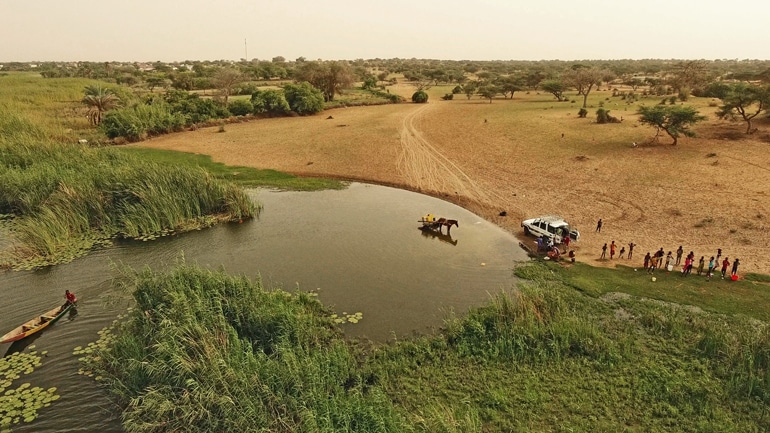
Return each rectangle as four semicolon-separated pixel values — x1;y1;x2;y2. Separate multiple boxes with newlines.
80;262;770;432
0;106;257;270
0;140;256;270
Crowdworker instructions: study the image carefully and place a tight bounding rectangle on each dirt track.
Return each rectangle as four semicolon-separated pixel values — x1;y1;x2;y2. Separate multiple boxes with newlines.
137;92;770;276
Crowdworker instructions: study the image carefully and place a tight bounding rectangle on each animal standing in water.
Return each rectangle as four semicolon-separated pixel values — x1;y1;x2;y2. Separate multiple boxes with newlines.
435;218;459;235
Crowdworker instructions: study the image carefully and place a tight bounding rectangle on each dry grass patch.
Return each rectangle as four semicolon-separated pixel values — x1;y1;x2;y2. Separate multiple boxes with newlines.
138;90;770;275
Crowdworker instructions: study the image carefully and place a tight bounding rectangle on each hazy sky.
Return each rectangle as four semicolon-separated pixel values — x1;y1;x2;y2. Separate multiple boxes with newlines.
2;0;768;62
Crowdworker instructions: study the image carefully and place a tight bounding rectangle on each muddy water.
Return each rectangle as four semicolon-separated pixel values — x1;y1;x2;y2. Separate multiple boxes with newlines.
0;183;529;432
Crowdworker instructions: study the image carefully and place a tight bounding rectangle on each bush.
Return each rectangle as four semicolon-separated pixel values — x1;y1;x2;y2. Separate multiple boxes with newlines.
164;90;230;124
412;90;429;103
100;103;186;141
441;93;454;100
596;108;610;124
228;99;254;116
578;108;588;118
251;89;290;116
452;85;463;94
283;82;325;115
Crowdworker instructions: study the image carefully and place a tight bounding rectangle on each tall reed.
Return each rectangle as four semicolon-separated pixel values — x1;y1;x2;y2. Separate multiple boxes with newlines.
0;110;257;268
88;265;412;433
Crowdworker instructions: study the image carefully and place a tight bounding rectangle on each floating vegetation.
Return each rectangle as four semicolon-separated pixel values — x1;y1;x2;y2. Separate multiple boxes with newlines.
0;349;60;430
331;311;364;324
74;325;117;380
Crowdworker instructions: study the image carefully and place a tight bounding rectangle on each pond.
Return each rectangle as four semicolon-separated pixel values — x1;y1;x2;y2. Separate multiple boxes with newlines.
0;182;529;432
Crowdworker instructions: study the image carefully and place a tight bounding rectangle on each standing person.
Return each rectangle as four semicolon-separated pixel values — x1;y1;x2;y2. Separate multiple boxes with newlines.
721;257;730;279
610;241;617;259
665;251;673;270
648;254;657;273
628;242;636;260
675;246;684;265
716;248;723;265
683;257;694;276
596;219;603;232
697;256;705;276
618;246;626;259
643;252;651;270
563;234;571;250
600;243;607;259
706;256;715;280
731;258;740;277
656;248;665;268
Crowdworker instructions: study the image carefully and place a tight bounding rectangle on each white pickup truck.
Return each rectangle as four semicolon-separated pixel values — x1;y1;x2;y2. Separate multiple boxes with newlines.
521;216;580;244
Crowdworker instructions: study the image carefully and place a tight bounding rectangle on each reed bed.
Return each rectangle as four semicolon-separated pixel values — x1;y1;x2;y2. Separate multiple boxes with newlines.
80;262;770;432
0;112;257;269
84;265;411;433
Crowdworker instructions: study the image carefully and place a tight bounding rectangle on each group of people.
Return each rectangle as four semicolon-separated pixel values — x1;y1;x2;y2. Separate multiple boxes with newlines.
593;218;742;280
599;240;636;260
642;246;740;280
537;234;576;263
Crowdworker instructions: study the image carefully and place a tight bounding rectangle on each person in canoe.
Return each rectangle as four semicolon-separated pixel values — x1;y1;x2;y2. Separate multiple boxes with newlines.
61;290;78;312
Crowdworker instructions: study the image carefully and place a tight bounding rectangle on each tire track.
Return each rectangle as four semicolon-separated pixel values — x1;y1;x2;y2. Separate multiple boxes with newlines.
396;104;507;207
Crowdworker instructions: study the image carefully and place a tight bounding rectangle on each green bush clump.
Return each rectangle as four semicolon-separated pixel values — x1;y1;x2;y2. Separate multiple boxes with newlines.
227;99;254;116
164;90;230;124
100;103;185;141
251;89;290;116
412;90;429;103
283;81;325;115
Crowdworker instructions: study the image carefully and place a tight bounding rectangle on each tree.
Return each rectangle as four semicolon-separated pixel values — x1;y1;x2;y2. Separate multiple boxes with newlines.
477;85;499;103
716;83;769;134
463;81;478;100
82;85;120;126
540;79;566;101
563;67;606;108
669;60;710;94
212;68;244;106
145;74;170;92
495;75;523;99
294;61;354;102
170;72;194;91
283;82;325;115
637;105;706;145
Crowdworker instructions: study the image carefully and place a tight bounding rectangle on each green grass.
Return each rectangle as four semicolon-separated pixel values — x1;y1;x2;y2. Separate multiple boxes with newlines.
120;147;346;191
80;262;770;433
538;261;770;322
0;108;257;270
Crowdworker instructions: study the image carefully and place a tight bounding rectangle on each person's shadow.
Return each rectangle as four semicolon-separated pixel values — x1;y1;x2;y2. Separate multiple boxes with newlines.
418;226;458;246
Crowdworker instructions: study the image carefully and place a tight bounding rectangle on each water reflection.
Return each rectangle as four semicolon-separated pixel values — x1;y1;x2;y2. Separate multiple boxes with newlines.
418;226;459;246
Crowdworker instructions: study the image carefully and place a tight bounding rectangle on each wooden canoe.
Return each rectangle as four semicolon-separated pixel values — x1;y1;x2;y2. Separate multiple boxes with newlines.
0;303;74;344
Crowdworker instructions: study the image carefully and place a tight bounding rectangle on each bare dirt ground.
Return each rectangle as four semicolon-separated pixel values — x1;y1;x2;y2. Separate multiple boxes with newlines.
136;88;770;275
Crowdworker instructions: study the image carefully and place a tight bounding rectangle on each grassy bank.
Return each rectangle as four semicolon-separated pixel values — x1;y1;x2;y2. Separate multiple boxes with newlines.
80;263;770;432
0;107;257;270
121;147;345;190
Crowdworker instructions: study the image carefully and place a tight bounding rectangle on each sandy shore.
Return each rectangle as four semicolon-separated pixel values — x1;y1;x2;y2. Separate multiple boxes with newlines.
137;91;770;276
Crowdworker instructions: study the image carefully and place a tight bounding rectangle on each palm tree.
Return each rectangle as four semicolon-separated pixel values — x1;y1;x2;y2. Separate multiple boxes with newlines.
82;85;120;125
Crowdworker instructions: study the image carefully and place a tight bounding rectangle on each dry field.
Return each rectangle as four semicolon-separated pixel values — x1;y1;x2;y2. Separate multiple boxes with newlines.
136;85;770;275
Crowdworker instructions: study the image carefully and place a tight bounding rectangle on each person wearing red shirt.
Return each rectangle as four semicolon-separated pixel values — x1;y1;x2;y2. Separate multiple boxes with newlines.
721;257;730;279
